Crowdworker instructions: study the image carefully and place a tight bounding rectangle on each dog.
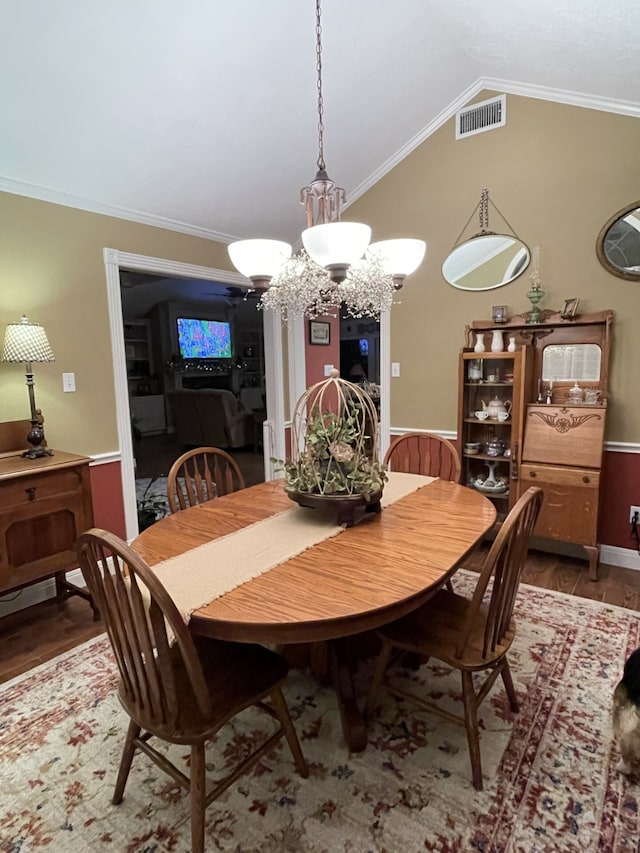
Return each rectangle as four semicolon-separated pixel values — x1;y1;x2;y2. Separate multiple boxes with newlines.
613;647;640;775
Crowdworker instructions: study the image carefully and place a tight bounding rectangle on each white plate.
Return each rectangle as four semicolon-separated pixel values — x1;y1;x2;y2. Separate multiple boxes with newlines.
473;481;508;494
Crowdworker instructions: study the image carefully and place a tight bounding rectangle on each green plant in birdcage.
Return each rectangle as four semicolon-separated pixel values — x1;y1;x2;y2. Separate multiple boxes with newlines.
275;369;387;503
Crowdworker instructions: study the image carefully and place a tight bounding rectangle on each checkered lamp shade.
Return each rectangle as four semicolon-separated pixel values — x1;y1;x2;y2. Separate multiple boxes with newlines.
2;316;55;363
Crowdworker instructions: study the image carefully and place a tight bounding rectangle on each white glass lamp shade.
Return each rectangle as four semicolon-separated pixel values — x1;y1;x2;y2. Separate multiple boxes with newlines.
301;222;371;279
2;316;55;363
368;239;426;276
227;239;291;282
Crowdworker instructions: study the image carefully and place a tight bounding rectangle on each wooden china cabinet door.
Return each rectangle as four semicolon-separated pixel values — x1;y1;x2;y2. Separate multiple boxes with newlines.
457;345;533;523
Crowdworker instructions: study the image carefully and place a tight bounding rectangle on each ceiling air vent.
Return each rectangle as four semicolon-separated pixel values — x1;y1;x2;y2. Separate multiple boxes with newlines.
456;95;506;140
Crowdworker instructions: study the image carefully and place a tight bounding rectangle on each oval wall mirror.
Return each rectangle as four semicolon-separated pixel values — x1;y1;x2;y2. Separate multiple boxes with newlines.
442;233;530;291
596;201;640;281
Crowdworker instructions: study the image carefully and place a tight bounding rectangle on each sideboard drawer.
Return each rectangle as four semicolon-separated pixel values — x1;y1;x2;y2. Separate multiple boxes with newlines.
0;468;83;509
520;464;599;490
519;464;599;546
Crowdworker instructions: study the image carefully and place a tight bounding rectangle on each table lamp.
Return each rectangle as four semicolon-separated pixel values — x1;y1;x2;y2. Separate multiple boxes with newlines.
2;315;55;458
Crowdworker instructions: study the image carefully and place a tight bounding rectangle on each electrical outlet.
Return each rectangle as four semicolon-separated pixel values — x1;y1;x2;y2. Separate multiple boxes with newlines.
630;506;640;523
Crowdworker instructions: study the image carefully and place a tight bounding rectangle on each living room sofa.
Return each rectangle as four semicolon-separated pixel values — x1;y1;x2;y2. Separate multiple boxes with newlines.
166;388;254;449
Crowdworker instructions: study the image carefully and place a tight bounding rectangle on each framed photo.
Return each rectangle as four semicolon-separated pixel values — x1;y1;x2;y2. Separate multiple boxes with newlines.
309;320;331;346
561;297;580;319
492;305;507;324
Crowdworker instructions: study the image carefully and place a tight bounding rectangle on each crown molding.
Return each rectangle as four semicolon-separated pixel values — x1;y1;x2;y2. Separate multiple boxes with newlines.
2;80;638;240
482;77;640;119
0;177;237;244
348;77;640;206
348;79;486;204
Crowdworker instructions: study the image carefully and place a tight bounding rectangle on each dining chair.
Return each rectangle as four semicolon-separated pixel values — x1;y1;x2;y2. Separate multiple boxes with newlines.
383;432;461;483
76;528;308;853
365;486;544;790
167;446;246;513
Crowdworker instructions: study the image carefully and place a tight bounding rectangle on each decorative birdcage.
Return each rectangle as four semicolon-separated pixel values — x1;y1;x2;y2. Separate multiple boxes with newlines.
280;369;387;525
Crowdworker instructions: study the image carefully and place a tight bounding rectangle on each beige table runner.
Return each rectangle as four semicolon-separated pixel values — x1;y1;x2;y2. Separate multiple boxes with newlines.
153;472;435;625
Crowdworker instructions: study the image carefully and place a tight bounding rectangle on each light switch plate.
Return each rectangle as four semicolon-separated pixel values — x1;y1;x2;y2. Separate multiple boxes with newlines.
62;372;76;392
391;362;401;377
324;364;334;377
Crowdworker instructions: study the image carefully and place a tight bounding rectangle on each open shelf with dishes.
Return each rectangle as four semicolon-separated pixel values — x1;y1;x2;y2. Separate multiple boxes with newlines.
457;347;533;520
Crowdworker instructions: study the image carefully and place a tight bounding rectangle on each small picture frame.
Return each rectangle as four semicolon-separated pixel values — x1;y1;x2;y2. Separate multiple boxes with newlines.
561;297;579;319
492;305;508;324
309;320;331;346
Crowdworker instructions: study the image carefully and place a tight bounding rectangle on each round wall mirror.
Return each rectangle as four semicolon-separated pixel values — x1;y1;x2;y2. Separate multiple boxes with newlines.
442;233;530;291
596;201;640;281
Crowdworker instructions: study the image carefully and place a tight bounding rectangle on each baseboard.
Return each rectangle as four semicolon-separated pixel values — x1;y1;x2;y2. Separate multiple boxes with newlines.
0;568;87;618
600;545;640;571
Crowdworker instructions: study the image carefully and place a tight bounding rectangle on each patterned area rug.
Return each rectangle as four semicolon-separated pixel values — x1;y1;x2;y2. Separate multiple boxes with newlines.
136;477;170;528
2;573;640;851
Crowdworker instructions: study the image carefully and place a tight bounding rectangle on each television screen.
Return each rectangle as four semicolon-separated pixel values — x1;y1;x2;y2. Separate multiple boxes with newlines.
177;318;232;359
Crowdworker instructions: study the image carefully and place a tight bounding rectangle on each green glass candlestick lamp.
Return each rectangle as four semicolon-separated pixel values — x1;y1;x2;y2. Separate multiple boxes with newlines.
526;246;545;324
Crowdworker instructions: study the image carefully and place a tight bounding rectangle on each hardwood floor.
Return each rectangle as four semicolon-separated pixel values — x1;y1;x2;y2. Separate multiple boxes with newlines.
2;550;640;686
134;433;266;486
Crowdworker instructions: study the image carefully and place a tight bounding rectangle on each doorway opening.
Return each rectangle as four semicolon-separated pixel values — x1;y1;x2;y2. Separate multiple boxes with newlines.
104;248;288;541
120;270;267;528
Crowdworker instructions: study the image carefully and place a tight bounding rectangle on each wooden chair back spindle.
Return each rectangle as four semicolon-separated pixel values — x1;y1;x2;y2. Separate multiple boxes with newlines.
167;447;245;513
384;432;461;482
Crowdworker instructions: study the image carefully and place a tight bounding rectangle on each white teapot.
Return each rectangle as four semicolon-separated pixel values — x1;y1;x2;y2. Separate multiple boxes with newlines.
483;396;512;419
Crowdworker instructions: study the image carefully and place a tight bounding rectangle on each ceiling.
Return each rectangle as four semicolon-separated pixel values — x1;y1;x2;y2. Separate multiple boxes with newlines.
2;0;639;249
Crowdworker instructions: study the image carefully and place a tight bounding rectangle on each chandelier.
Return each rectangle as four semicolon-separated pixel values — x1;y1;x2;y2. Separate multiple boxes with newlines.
227;0;426;321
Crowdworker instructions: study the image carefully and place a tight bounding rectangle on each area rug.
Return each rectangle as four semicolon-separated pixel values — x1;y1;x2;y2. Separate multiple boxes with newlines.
2;573;640;852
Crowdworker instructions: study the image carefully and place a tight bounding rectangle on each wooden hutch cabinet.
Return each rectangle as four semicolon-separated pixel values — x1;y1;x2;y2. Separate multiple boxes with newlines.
462;310;613;581
0;430;96;612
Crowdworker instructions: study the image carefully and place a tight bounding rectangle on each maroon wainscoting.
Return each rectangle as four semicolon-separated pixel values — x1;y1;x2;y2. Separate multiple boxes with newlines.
599;450;640;549
89;461;126;539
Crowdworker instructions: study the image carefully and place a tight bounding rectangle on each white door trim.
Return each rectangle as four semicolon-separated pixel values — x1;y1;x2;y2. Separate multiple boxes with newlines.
103;248;285;541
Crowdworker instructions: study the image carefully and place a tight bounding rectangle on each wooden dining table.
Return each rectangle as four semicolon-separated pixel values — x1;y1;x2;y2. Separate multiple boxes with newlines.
132;476;496;750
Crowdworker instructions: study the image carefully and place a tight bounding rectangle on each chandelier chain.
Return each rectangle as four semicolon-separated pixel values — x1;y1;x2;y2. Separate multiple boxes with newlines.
479;187;489;231
315;0;325;172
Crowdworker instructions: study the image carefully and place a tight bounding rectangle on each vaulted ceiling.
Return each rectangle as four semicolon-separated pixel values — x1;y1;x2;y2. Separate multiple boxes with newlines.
2;0;639;247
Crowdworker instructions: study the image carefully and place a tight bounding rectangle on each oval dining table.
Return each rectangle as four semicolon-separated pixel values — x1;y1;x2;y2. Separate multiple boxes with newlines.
132;477;496;751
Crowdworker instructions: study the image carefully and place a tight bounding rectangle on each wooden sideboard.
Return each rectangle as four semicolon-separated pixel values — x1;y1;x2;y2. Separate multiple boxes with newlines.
0;447;97;614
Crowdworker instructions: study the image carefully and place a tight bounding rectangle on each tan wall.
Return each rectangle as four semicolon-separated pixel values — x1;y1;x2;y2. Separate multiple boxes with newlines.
1;94;639;457
0;195;231;455
348;94;640;442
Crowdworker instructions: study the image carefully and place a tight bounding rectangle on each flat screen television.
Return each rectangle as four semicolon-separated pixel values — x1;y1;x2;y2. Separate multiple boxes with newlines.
176;318;232;359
